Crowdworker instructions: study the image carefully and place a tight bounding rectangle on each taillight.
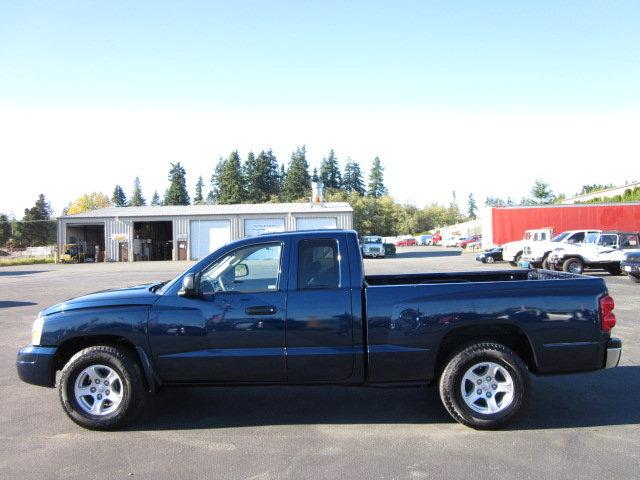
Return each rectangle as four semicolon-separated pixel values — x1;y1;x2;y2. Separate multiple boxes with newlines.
599;295;616;332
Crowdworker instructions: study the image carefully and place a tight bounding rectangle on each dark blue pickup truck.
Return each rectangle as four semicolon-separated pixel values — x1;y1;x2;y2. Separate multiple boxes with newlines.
17;230;622;430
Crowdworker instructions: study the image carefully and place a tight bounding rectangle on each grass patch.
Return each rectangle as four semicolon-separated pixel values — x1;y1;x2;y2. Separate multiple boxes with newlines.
0;257;55;267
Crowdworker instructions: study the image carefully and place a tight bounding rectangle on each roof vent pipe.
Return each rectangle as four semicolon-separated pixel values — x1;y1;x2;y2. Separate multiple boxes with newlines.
311;181;324;204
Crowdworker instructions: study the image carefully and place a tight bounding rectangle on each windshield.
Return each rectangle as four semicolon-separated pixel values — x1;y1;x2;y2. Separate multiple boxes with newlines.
551;232;570;242
364;237;383;244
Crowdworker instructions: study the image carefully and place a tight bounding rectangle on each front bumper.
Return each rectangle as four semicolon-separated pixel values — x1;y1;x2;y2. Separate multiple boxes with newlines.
605;338;622;369
621;261;640;275
16;345;57;387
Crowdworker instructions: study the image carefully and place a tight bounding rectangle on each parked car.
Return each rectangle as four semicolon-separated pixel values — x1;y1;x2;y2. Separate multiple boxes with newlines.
503;228;554;266
361;235;385;258
547;231;640;274
442;236;463;247
621;251;640;283
475;247;503;263
520;230;601;269
17;230;621;430
383;243;397;257
418;234;433;246
460;236;482;249
395;238;417;247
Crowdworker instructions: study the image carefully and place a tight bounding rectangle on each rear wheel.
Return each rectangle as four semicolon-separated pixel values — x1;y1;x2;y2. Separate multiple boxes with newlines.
439;342;530;429
541;258;552;270
630;275;640;283
59;345;145;430
562;257;584;274
605;264;621;276
486;256;495;264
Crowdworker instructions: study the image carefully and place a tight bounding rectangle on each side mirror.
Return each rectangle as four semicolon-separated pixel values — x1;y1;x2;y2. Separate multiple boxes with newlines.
234;263;249;278
178;273;198;297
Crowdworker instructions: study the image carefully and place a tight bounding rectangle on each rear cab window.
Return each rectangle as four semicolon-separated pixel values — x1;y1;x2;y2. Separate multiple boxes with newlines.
297;239;340;289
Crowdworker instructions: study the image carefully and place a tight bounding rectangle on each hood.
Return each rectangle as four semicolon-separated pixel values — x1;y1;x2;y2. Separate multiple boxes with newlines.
40;283;162;316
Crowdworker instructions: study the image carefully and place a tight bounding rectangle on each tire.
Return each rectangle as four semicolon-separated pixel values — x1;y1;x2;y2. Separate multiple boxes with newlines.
439;342;530;430
486;256;495;264
630;275;640;284
605;265;621;276
59;345;145;430
562;257;584;274
541;258;551;270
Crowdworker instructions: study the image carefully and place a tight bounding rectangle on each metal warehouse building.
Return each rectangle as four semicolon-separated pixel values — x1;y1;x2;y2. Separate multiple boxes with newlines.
57;202;353;262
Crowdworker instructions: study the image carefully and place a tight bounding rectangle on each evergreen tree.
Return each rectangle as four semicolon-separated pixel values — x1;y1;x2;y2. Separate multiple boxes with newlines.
319;149;341;189
129;177;146;206
194;176;204;204
208;157;225;204
0;213;12;246
246;150;281;203
16;194;56;246
342;159;365;195
367;157;388;197
531;179;555;204
467;193;478;220
311;167;319;182
150;191;161;206
279;163;287;190
111;185;127;207
164;162;190;205
283;146;311;201
218;151;246;204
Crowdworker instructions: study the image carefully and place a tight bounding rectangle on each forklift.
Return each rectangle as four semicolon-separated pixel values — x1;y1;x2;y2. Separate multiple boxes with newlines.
59;243;86;263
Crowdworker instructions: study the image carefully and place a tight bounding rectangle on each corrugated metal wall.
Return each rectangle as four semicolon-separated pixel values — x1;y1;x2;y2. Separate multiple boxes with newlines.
59;210;353;262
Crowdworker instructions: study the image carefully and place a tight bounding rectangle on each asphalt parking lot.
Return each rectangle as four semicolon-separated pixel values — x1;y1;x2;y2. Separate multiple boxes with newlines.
1;246;639;479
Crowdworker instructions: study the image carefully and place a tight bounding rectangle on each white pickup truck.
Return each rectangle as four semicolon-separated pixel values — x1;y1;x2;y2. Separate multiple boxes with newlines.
361;235;385;258
502;228;554;266
547;231;640;274
520;229;601;269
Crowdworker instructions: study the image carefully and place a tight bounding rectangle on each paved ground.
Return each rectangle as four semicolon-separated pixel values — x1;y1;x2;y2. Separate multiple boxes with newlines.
1;247;638;479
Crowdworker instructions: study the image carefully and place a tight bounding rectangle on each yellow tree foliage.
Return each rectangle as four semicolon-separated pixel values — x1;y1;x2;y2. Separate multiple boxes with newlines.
64;192;111;215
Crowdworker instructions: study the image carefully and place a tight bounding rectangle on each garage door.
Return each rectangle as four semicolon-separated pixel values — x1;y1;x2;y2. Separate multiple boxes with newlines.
189;220;231;260
295;217;337;231
244;218;285;237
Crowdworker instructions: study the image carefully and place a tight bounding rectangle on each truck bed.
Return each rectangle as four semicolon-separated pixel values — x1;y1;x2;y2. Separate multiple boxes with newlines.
365;269;585;286
363;269;608;383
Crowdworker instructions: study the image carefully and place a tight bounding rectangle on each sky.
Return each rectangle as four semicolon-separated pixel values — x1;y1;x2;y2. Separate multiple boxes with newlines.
1;1;639;216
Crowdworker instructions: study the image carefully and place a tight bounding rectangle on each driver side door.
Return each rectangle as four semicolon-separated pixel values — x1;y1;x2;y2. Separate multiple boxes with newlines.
148;240;289;383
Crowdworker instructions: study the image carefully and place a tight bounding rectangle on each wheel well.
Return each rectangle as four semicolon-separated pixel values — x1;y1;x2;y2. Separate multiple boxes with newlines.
434;324;537;376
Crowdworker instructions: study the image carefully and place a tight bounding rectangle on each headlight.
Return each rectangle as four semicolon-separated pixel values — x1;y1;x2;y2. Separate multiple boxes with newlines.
31;315;44;346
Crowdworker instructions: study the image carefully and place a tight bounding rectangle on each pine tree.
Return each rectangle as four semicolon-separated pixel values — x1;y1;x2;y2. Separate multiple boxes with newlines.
112;185;127;207
0;213;12;246
319;149;341;189
367;157;388;197
283;146;311;201
164;162;190;205
311;167;319;182
467;193;478;220
246;150;281;203
150;191;161;206
218;151;246;204
194;176;204;204
129;177;146;206
16;194;56;246
342;159;365;195
208;157;225;204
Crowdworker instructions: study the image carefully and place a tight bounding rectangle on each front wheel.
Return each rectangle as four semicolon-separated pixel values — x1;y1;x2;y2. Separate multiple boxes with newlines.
562;257;584;274
439;342;530;429
59;345;145;430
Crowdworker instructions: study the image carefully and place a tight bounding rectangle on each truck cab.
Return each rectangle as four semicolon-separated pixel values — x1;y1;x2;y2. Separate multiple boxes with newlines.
361;235;385;258
502;227;554;266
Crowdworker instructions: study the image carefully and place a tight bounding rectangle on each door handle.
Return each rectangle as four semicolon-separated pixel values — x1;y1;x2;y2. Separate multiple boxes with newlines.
245;306;277;315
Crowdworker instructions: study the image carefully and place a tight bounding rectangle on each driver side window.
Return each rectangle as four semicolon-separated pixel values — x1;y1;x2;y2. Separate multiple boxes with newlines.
200;242;282;295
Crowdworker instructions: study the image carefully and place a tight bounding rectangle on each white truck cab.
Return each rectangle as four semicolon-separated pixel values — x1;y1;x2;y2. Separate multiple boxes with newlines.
547;231;640;274
521;229;601;268
361;235;385;258
502;227;554;266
